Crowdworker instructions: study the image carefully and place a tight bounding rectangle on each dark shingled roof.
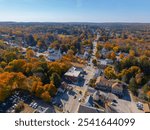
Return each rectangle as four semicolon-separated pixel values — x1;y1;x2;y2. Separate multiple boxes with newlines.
77;104;105;113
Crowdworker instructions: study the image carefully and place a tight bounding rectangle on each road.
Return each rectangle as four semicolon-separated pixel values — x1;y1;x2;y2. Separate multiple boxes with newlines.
61;40;98;113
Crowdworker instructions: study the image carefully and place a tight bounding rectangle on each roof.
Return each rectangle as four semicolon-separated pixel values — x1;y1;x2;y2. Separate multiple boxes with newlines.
64;67;81;78
112;82;123;91
77;104;105;113
99;59;107;65
95;76;113;87
85;95;93;107
93;91;100;101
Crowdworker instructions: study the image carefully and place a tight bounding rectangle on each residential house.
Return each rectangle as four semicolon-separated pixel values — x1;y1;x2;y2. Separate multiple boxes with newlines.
83;51;89;59
85;95;94;107
93;91;100;101
77;104;105;113
111;82;123;97
95;76;124;97
48;48;62;61
95;76;113;92
76;93;105;113
94;69;101;78
98;59;113;69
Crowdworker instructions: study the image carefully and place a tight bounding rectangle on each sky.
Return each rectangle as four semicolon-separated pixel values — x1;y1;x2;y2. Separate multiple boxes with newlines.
0;0;149;23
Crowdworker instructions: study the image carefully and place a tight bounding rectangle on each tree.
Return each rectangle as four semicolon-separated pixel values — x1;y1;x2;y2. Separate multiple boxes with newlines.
129;77;138;95
35;82;44;97
67;49;74;57
26;49;35;59
104;66;116;79
92;59;97;66
26;35;36;46
4;52;17;63
0;61;7;69
48;81;57;96
135;73;144;85
139;56;150;76
147;91;150;102
89;78;96;88
129;50;135;57
113;46;119;52
50;73;61;88
95;51;101;59
15;101;24;113
41;91;51;102
110;52;116;60
119;53;125;59
104;42;112;50
7;59;26;73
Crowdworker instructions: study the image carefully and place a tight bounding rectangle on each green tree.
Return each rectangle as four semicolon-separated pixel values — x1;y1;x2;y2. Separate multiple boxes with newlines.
92;59;97;66
50;73;61;88
129;77;138;95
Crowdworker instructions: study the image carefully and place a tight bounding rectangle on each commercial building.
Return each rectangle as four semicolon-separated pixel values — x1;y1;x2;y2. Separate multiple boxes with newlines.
64;67;83;84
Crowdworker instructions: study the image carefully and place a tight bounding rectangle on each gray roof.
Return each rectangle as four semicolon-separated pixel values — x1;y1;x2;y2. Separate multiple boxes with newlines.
85;95;93;107
77;104;105;113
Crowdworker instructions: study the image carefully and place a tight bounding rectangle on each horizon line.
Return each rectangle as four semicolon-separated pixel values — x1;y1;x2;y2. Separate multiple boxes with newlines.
0;21;150;24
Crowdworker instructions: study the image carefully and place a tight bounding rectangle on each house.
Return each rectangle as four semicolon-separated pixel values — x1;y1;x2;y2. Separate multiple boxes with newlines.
95;76;124;97
93;91;100;101
94;69;101;78
84;46;90;51
83;51;89;59
98;59;108;69
77;104;105;113
97;33;101;40
61;81;73;91
61;82;68;89
111;82;123;97
57;88;65;93
34;106;53;113
64;67;83;84
85;95;94;107
101;48;107;55
48;48;62;61
106;59;113;64
98;59;113;69
95;76;113;92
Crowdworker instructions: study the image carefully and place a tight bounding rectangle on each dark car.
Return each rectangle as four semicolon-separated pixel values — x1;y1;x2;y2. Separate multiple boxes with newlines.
112;99;118;103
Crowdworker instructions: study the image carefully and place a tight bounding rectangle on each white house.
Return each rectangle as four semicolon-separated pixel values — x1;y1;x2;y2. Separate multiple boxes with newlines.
48;48;62;61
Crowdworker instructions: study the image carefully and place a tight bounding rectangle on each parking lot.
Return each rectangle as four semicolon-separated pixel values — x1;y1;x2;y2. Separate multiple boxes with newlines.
0;90;55;113
0;91;32;113
87;87;144;113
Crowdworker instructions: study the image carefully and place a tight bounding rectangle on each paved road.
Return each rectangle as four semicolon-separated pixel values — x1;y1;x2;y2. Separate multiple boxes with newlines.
62;40;98;113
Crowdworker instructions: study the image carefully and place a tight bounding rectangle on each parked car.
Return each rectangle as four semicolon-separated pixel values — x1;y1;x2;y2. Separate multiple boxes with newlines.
111;102;116;106
78;98;81;102
136;102;143;110
112;99;118;103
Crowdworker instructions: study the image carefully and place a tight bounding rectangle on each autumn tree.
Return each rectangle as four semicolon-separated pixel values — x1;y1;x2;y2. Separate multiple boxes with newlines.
41;91;51;102
104;66;116;79
110;52;116;60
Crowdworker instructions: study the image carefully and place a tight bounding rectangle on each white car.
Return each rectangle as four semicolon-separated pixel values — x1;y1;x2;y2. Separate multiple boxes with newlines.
111;102;116;106
29;102;34;107
78;98;82;102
